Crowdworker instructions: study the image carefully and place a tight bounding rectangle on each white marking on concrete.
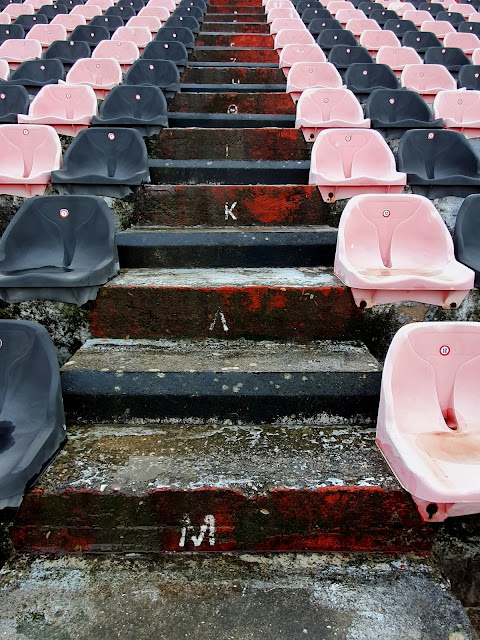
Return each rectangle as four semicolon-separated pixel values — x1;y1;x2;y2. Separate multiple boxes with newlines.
224;201;238;220
179;514;215;548
209;309;229;333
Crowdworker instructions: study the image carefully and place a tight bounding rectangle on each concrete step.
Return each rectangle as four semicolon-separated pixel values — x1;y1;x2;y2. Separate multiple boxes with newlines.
201;21;269;32
204;13;267;21
210;0;263;6
116;226;337;268
3;555;476;639
148;159;309;184
168;91;294;114
196;33;274;47
88;268;359;340
133;185;328;226
9;422;436;554
207;4;265;12
181;66;284;84
148;128;308;161
190;47;279;63
189;61;278;67
60;338;379;423
168;112;294;127
180;83;286;93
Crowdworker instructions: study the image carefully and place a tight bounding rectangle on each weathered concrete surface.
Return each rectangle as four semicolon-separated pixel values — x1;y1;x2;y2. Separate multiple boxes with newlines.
132;185;327;227
0;554;476;639
168;92;294;114
200;20;270;31
190;47;279;62
196;33;274;47
203;13;267;21
181;67;284;84
60;338;381;423
147;128;309;161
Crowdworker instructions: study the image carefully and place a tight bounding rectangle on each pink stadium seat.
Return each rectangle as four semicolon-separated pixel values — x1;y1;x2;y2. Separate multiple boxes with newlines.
111;26;152;49
145;0;176;11
469;13;480;23
26;24;67;50
18;84;98;136
346;18;381;38
473;48;480;64
309;128;406;202
377;321;480;522
28;0;52;8
279;43;326;77
403;9;435;26
0;58;9;80
401;63;456;103
65;58;122;99
86;0;114;10
126;15;162;32
287;61;343;102
3;3;34;18
70;5;103;21
336;8;366;26
265;0;295;8
50;14;87;33
326;1;355;16
0;14;11;24
376;46;423;77
433;89;480;139
270;17;305;34
266;7;298;22
444;31;480;56
448;2;477;17
334;193;474;308
387;2;415;17
0;124;61;197
274;28;315;51
296;87;370;141
0;39;42;69
92;39;139;69
137;6;171;21
360;29;400;53
421;20;456;42
373;0;391;7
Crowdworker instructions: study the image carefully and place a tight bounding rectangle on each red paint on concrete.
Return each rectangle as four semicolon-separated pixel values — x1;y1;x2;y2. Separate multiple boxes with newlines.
196;34;274;47
169;91;293;114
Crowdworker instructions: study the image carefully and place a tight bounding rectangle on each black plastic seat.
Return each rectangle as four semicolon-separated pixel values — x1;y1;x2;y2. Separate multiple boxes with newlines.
460;0;480;7
104;4;135;19
0;85;29;123
317;28;357;51
63;0;85;8
164;15;200;34
0;59;65;93
365;88;443;139
302;8;332;24
436;10;466;27
0;25;25;44
369;8;398;25
43;40;91;65
179;0;207;10
92;84;168;135
0;319;65;509
402;30;442;53
455;194;480;287
358;2;376;16
397;129;480;198
69;25;110;48
155;26;195;53
459;21;480;36
418;2;444;16
13;14;48;30
117;0;144;12
458;65;480;90
36;3;68;19
424;46;471;73
345;63;398;97
0;195;119;305
308;17;341;36
51;128;150;197
328;44;373;70
173;5;204;21
141;40;188;72
124;58;180;101
383;19;418;38
89;14;124;32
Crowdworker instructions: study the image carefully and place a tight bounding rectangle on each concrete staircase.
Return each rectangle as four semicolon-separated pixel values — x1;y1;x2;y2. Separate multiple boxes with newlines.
1;0;480;637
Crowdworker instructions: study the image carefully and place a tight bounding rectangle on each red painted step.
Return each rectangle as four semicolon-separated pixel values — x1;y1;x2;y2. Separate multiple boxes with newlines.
169;92;294;114
190;48;279;63
196;34;274;47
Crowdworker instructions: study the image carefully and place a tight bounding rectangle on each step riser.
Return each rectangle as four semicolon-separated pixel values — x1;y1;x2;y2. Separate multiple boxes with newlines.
190;47;278;63
168;113;295;127
206;5;265;12
133;185;329;227
197;34;274;47
12;487;431;555
148;161;309;185
181;67;284;84
148;129;308;161
209;0;263;6
201;22;270;32
89;284;360;341
169;92;293;114
204;14;267;22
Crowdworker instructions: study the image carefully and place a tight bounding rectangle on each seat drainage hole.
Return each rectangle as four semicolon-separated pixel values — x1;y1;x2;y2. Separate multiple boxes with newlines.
426;503;438;519
450;302;457;309
359;300;367;309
